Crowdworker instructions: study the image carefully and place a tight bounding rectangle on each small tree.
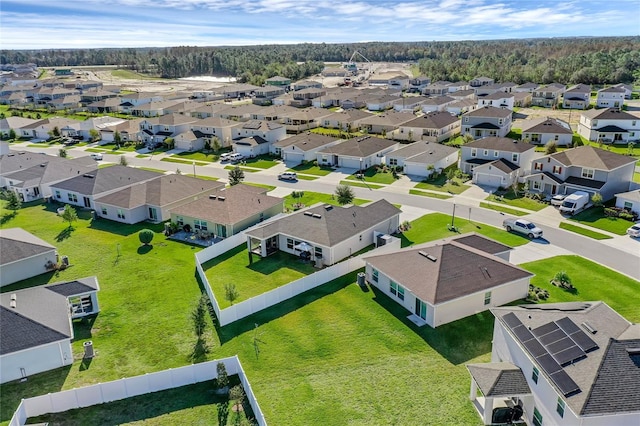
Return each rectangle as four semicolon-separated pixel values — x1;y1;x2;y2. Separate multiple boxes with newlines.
52;126;60;137
229;385;245;414
545;141;558;154
58;148;67;158
192;294;208;338
139;229;154;245
224;283;239;305
228;166;244;186
591;192;603;207
89;129;100;142
9;129;16;140
163;137;174;150
6;190;21;211
334;184;354;205
216;362;229;392
119;155;128;166
446;167;456;183
61;204;78;229
511;180;520;197
212;137;221;153
114;130;122;148
552;271;574;290
291;190;304;209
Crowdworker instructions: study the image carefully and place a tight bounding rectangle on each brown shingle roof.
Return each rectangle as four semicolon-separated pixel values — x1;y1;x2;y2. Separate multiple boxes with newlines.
465;137;534;153
464;105;512;118
318;136;397;158
548;146;636;170
401;111;459;129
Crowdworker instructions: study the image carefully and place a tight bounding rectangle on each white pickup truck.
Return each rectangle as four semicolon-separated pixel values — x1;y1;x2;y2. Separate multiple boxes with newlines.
503;218;544;239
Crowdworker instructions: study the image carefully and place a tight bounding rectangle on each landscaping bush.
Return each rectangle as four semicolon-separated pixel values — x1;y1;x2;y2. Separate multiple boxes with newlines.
604;206;638;222
139;229;154;245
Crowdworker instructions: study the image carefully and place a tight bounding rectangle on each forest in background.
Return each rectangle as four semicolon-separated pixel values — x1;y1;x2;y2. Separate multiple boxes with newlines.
2;37;639;86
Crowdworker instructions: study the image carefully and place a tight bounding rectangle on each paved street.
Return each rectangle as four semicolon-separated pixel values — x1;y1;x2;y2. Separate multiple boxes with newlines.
14;141;640;280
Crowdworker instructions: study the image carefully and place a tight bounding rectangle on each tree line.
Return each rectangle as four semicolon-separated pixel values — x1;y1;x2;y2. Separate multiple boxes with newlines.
1;37;638;85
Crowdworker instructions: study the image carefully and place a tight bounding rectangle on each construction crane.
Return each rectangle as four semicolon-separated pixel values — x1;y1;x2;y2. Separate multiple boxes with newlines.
345;50;372;76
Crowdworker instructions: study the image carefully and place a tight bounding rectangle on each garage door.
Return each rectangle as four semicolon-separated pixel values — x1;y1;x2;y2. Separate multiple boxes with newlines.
283;151;304;166
476;173;502;188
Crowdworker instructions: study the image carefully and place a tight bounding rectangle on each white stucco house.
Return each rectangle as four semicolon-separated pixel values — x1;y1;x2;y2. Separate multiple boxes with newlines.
596;86;626;109
385;141;458;178
577;108;640;143
271;133;342;166
468;302;640;426
364;233;530;328
1;277;100;383
316;136;398;170
614;189;640;215
520;117;574;147
0;228;57;288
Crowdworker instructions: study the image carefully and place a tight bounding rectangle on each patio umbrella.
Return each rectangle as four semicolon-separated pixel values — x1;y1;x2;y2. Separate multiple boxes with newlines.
294;242;312;252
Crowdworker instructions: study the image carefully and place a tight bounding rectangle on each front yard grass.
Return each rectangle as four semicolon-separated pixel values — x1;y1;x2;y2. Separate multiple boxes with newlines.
224;165;259;173
521;255;640;322
345;166;398;184
99;143;138;152
409;189;452;199
558;222;612;240
288;162;334;176
203;245;316;309
634;172;640;183
485;190;548;212
479;202;528;216
171;151;219;162
243;155;279;169
400;212;531;248
339;180;384;189
414;174;470;195
162;157;208;166
568;206;631;235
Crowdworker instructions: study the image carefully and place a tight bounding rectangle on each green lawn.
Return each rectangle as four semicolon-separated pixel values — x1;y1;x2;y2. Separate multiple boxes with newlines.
99;143;138;152
283;191;369;212
414;174;470;195
162;157;208;166
310;127;363;138
288;162;334;176
171;151;219;162
409;189;452;199
485;191;548;212
135;166;167;174
521;256;640;322
243;155;279;169
479;202;528;217
400;213;531;248
296;174;318;181
558;222;612;240
243;182;276;191
634;172;640;183
569;206;631;235
345;167;398;184
224;165;259;173
339;180;384;189
203;245;316;309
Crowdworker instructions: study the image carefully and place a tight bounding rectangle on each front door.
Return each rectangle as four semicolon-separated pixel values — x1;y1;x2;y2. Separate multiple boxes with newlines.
415;298;427;321
551;185;557;195
83;197;91;208
149;207;158;221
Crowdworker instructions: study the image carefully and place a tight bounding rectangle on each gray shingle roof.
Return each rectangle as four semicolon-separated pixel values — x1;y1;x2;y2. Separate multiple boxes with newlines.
273;133;339;151
0;306;70;355
51;165;162;196
465;137;534;153
246;199;400;247
401;111;459;129
317;136;397;158
452;233;512;255
464;105;512;118
520;118;573;135
467;363;531;396
581;108;637;121
0;228;56;266
548;146;636;170
389;141;458;163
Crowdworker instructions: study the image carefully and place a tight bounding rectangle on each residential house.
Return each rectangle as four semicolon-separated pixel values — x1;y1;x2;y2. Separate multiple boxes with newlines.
577;108;639;143
99;118;143;144
86;97;122;114
513;92;533;107
1;277;100;383
3;156;97;202
217;104;264;121
477;92;515;110
366;95;401;112
249;105;297;122
253;86;287;105
317;136;399;169
20;117;79;140
445;99;478;116
320;109;374;131
395;111;460;143
190;102;233;119
474;82;517;96
265;76;291;87
33;86;80;106
613;83;633;99
357;111;416;136
614;189;640;215
393;96;429;112
272;133;342;165
94;175;223;224
187;116;238;150
246;199;401;267
0;116;37;139
131;100;183;117
215;83;259;100
409;76;431;92
532;84;565;108
526;146;636;200
48;95;81;111
0;228;57;287
562;84;591;109
461;106;513;139
49;165;162;210
289;87;326;107
449;89;477;101
520;117;574;147
138;113;199;147
231;120;286;144
470;77;495;87
291;80;323;91
468;302;640;426
364;233;531;328
460;137;535;188
423;83;452;96
386;141;458;178
0;150;55;188
170;184;283;239
514;82;539;93
80;89;118;105
596;86;626;109
280;108;332;133
420;96;456;113
233;135;271;157
119;92;164;114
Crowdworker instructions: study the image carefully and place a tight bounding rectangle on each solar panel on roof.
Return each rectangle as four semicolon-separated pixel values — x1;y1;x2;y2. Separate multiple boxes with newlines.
569;330;599;353
502;312;523;329
553;345;587;366
556;317;581;334
536;353;562;375
512;325;535;343
523;339;547;358
539;329;567;346
532;322;560;338
550;370;580;396
547;337;575;355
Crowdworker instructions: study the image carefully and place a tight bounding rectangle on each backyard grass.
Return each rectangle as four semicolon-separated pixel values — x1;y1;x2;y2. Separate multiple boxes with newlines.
288;162;334;176
409;189;452;199
414;174;470;195
345;166;398;184
485;191;548;212
203;245;316;309
162;157;208;166
400;212;531;248
171;151;219;162
283;191;369;212
521;255;640;322
558;222;612;240
310;127;363;138
339;180;384;189
568;206;631;235
479;202;528;216
634;172;640;183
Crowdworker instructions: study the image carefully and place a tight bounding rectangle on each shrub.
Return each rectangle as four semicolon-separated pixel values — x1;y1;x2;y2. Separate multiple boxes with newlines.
139;229;154;245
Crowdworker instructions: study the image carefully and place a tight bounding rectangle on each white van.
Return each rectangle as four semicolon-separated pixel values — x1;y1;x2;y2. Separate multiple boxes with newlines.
229;153;244;164
559;191;590;215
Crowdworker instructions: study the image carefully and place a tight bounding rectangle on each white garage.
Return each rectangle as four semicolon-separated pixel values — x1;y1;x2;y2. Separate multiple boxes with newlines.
473;159;520;189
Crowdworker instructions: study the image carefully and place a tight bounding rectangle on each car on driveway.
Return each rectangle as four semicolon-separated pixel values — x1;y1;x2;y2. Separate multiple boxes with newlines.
90;153;103;161
502;218;544;239
627;224;640;238
550;194;567;207
219;153;232;162
278;172;298;181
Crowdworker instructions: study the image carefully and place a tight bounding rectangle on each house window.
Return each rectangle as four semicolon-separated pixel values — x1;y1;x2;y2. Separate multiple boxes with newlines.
372;269;379;283
464;117;469;122
194;219;207;230
532;367;539;384
314;246;323;258
390;281;405;301
489;130;497;137
117;209;125;219
176;216;184;226
581;168;594;179
483;150;488;156
493;150;499;157
553;166;562;174
101;207;107;215
498;118;504;125
68;193;78;203
531;134;541;142
557;398;565;418
533;407;543;426
471;148;477;157
55;190;61;199
287;238;294;249
624;201;633;210
532;181;541;191
534;162;542;171
389;158;398;166
632;121;636;126
554;134;559;141
484;291;491;305
512;153;518;162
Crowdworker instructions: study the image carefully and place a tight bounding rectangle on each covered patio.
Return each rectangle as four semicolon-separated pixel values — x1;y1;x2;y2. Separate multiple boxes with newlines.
168;229;223;247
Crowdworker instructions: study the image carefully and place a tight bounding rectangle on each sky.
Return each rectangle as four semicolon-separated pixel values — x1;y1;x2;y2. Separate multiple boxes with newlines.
0;0;638;50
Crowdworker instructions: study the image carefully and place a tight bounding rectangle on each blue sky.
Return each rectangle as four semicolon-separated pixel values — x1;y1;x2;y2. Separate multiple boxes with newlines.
1;0;638;49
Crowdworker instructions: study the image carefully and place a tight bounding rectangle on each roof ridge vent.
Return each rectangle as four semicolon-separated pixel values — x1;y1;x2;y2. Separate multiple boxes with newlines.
312;213;322;218
418;251;438;262
304;211;313;216
581;321;597;334
82;173;94;178
209;195;217;199
217;196;225;201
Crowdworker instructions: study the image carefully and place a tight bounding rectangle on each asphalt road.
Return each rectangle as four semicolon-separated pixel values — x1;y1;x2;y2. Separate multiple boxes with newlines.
20;144;640;281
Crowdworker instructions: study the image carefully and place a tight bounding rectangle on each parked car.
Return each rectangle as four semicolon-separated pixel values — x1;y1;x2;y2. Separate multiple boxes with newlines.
559;191;590;215
63;138;78;146
550;194;567;207
627;224;640;238
502;218;544;239
278;172;298;181
219;153;232;162
90;153;103;161
229;153;244;164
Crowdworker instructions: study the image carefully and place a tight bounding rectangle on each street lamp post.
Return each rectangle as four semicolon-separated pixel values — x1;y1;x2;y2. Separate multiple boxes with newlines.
192;161;196;178
359;157;363;176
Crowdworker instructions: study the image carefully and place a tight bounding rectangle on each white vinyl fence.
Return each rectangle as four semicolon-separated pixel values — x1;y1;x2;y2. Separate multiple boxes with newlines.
196;232;401;326
9;356;265;426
